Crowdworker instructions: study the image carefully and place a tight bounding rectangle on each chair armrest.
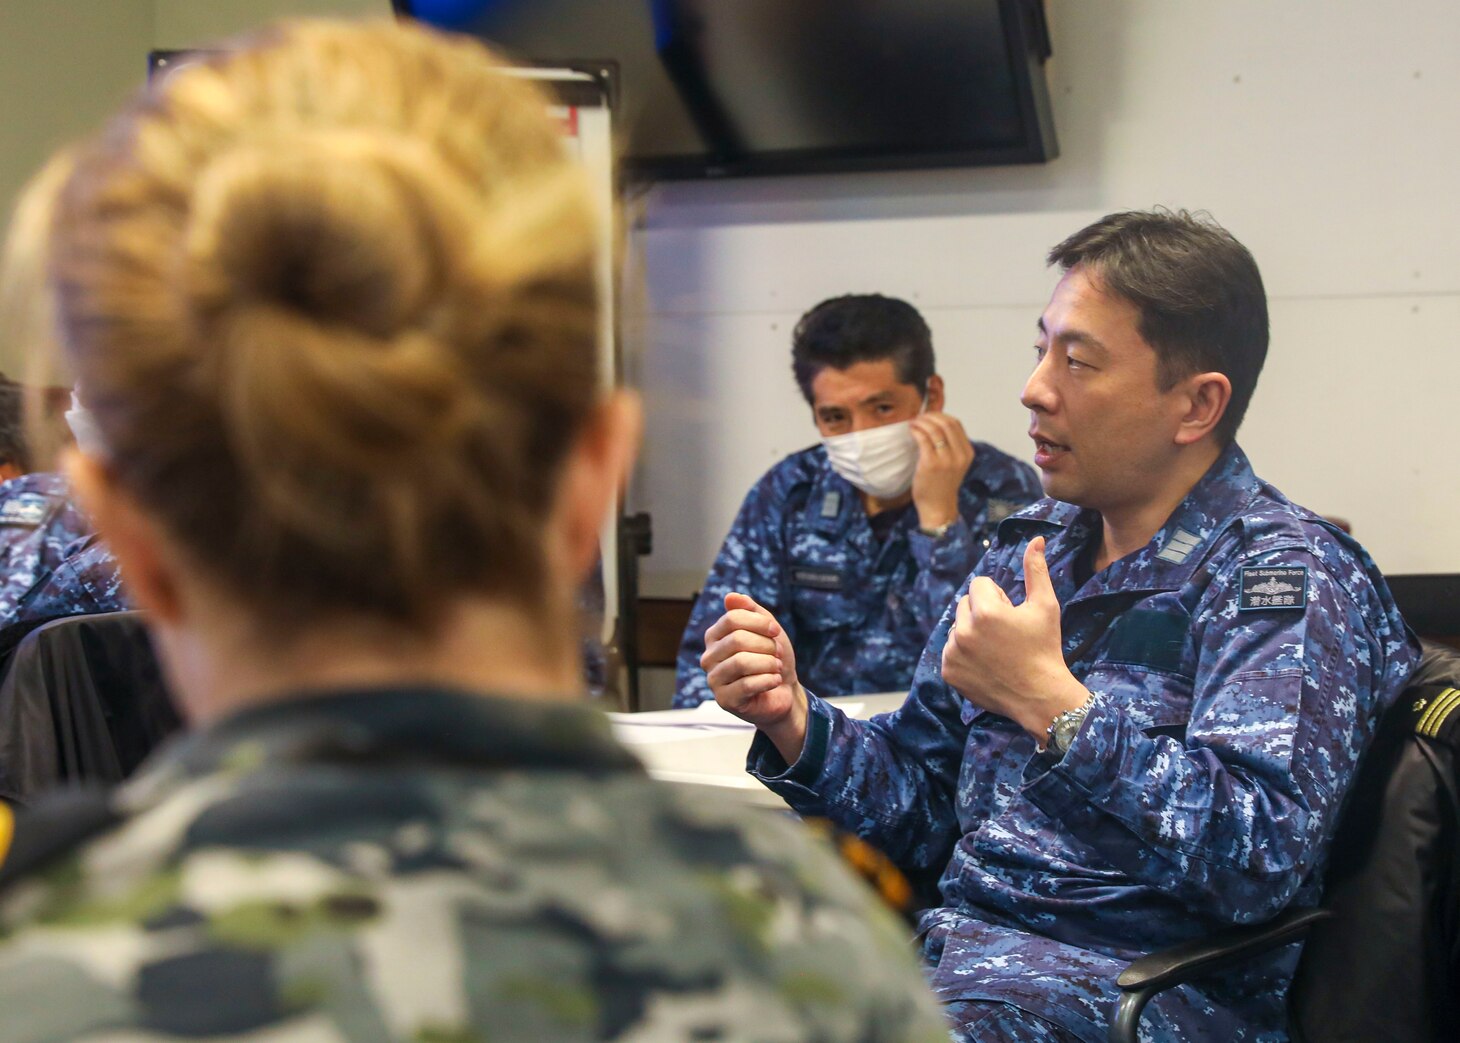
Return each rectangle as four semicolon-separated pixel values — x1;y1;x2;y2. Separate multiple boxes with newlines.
1108;907;1329;1043
1117;906;1329;991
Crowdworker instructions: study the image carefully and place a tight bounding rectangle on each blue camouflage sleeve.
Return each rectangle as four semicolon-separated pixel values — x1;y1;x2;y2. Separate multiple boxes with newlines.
1022;545;1407;923
674;474;794;708
904;455;1042;636
905;526;979;637
748;603;971;875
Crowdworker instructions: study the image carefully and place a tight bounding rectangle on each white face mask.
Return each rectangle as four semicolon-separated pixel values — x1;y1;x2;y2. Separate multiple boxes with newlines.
822;419;919;500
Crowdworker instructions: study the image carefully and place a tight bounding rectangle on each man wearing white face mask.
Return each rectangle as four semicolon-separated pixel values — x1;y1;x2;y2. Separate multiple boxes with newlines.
674;295;1039;707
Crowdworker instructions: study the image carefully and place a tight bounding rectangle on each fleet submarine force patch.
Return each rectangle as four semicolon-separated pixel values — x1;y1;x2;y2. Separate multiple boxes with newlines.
1239;565;1308;611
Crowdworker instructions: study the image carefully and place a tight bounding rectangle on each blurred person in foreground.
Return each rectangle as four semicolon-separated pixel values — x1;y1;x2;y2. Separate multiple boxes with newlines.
703;210;1420;1041
0;20;950;1042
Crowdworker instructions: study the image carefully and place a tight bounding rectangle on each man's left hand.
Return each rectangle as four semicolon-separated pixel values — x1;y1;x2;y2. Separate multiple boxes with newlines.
941;536;1091;741
909;412;975;531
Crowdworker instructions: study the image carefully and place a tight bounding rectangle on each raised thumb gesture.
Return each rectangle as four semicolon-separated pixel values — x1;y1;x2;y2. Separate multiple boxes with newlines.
1020;535;1061;616
941;536;1093;741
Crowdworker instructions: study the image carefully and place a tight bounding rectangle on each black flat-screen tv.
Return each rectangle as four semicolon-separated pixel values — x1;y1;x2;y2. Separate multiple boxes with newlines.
392;0;1058;180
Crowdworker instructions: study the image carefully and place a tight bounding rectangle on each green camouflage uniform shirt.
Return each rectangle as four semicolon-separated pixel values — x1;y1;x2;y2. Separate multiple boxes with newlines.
0;686;950;1041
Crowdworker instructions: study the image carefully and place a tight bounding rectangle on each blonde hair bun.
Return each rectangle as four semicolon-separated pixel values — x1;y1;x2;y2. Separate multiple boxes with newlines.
38;19;605;631
188;134;442;340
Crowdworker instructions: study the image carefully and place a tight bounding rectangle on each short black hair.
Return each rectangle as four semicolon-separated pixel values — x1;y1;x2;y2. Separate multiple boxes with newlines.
0;376;29;472
1047;209;1269;444
791;294;934;404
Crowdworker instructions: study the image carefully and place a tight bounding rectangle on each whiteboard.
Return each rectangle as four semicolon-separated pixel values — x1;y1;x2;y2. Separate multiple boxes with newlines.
511;67;622;637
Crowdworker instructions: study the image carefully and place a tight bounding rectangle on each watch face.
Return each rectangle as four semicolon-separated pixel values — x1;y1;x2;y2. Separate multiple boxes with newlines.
1052;710;1086;753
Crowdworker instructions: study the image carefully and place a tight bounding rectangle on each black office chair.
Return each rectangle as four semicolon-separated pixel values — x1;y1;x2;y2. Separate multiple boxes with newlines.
0;611;181;805
1108;641;1460;1042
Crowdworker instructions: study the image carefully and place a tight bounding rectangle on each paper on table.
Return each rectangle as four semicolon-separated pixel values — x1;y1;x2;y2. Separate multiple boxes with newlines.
609;700;749;727
650;768;765;790
607;701;864;745
607;700;747;744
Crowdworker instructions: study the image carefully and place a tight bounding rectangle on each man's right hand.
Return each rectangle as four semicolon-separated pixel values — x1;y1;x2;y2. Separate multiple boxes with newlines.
701;592;809;765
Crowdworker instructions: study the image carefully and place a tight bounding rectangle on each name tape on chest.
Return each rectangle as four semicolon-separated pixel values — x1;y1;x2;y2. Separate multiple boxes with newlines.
1238;565;1308;611
790;566;845;592
0;494;49;529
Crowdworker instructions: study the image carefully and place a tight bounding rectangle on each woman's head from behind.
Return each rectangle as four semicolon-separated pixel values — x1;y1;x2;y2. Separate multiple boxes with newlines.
21;19;635;708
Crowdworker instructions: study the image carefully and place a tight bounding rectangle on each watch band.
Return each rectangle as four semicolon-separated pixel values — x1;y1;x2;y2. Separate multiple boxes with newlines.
918;520;955;539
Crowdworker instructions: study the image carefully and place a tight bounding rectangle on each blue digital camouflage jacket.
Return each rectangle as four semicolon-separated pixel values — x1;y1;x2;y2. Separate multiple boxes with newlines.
675;440;1040;707
0;473;90;626
15;533;126;623
749;443;1420;1042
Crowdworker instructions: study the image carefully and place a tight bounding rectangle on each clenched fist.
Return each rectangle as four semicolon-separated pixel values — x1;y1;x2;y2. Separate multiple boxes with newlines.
701;592;809;763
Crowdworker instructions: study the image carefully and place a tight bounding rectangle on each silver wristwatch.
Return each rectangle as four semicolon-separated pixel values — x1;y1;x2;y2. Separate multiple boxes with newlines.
1045;698;1094;756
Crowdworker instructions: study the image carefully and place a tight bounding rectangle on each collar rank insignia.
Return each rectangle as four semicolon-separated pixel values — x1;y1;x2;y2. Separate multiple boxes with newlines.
1417;687;1460;740
1156;527;1202;564
986;499;1020;525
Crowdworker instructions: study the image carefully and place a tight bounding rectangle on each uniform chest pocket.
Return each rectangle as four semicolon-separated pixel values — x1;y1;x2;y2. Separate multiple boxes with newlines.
1078;606;1195;735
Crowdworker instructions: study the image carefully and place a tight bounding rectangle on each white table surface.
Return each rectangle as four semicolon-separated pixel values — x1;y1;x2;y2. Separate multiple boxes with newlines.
608;692;907;809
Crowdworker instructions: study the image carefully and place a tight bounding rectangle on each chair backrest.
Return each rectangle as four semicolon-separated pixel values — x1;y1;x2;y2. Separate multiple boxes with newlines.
1289;641;1460;1042
0;611;181;805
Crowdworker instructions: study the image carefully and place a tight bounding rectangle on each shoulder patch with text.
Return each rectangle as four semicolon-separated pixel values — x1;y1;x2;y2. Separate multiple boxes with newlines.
0;494;49;528
1238;566;1308;611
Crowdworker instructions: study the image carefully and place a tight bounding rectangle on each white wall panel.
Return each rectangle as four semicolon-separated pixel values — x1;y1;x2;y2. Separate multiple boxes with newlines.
152;0;388;50
0;0;154;378
1248;294;1459;575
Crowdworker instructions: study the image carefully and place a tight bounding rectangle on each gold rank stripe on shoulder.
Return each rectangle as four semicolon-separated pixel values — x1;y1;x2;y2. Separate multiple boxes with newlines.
0;802;11;869
1417;687;1460;738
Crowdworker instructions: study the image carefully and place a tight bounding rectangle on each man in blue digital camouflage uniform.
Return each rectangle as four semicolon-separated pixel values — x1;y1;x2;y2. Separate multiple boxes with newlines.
675;294;1040;707
0;377;91;625
14;533;126;623
703;211;1420;1041
0;476;90;624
